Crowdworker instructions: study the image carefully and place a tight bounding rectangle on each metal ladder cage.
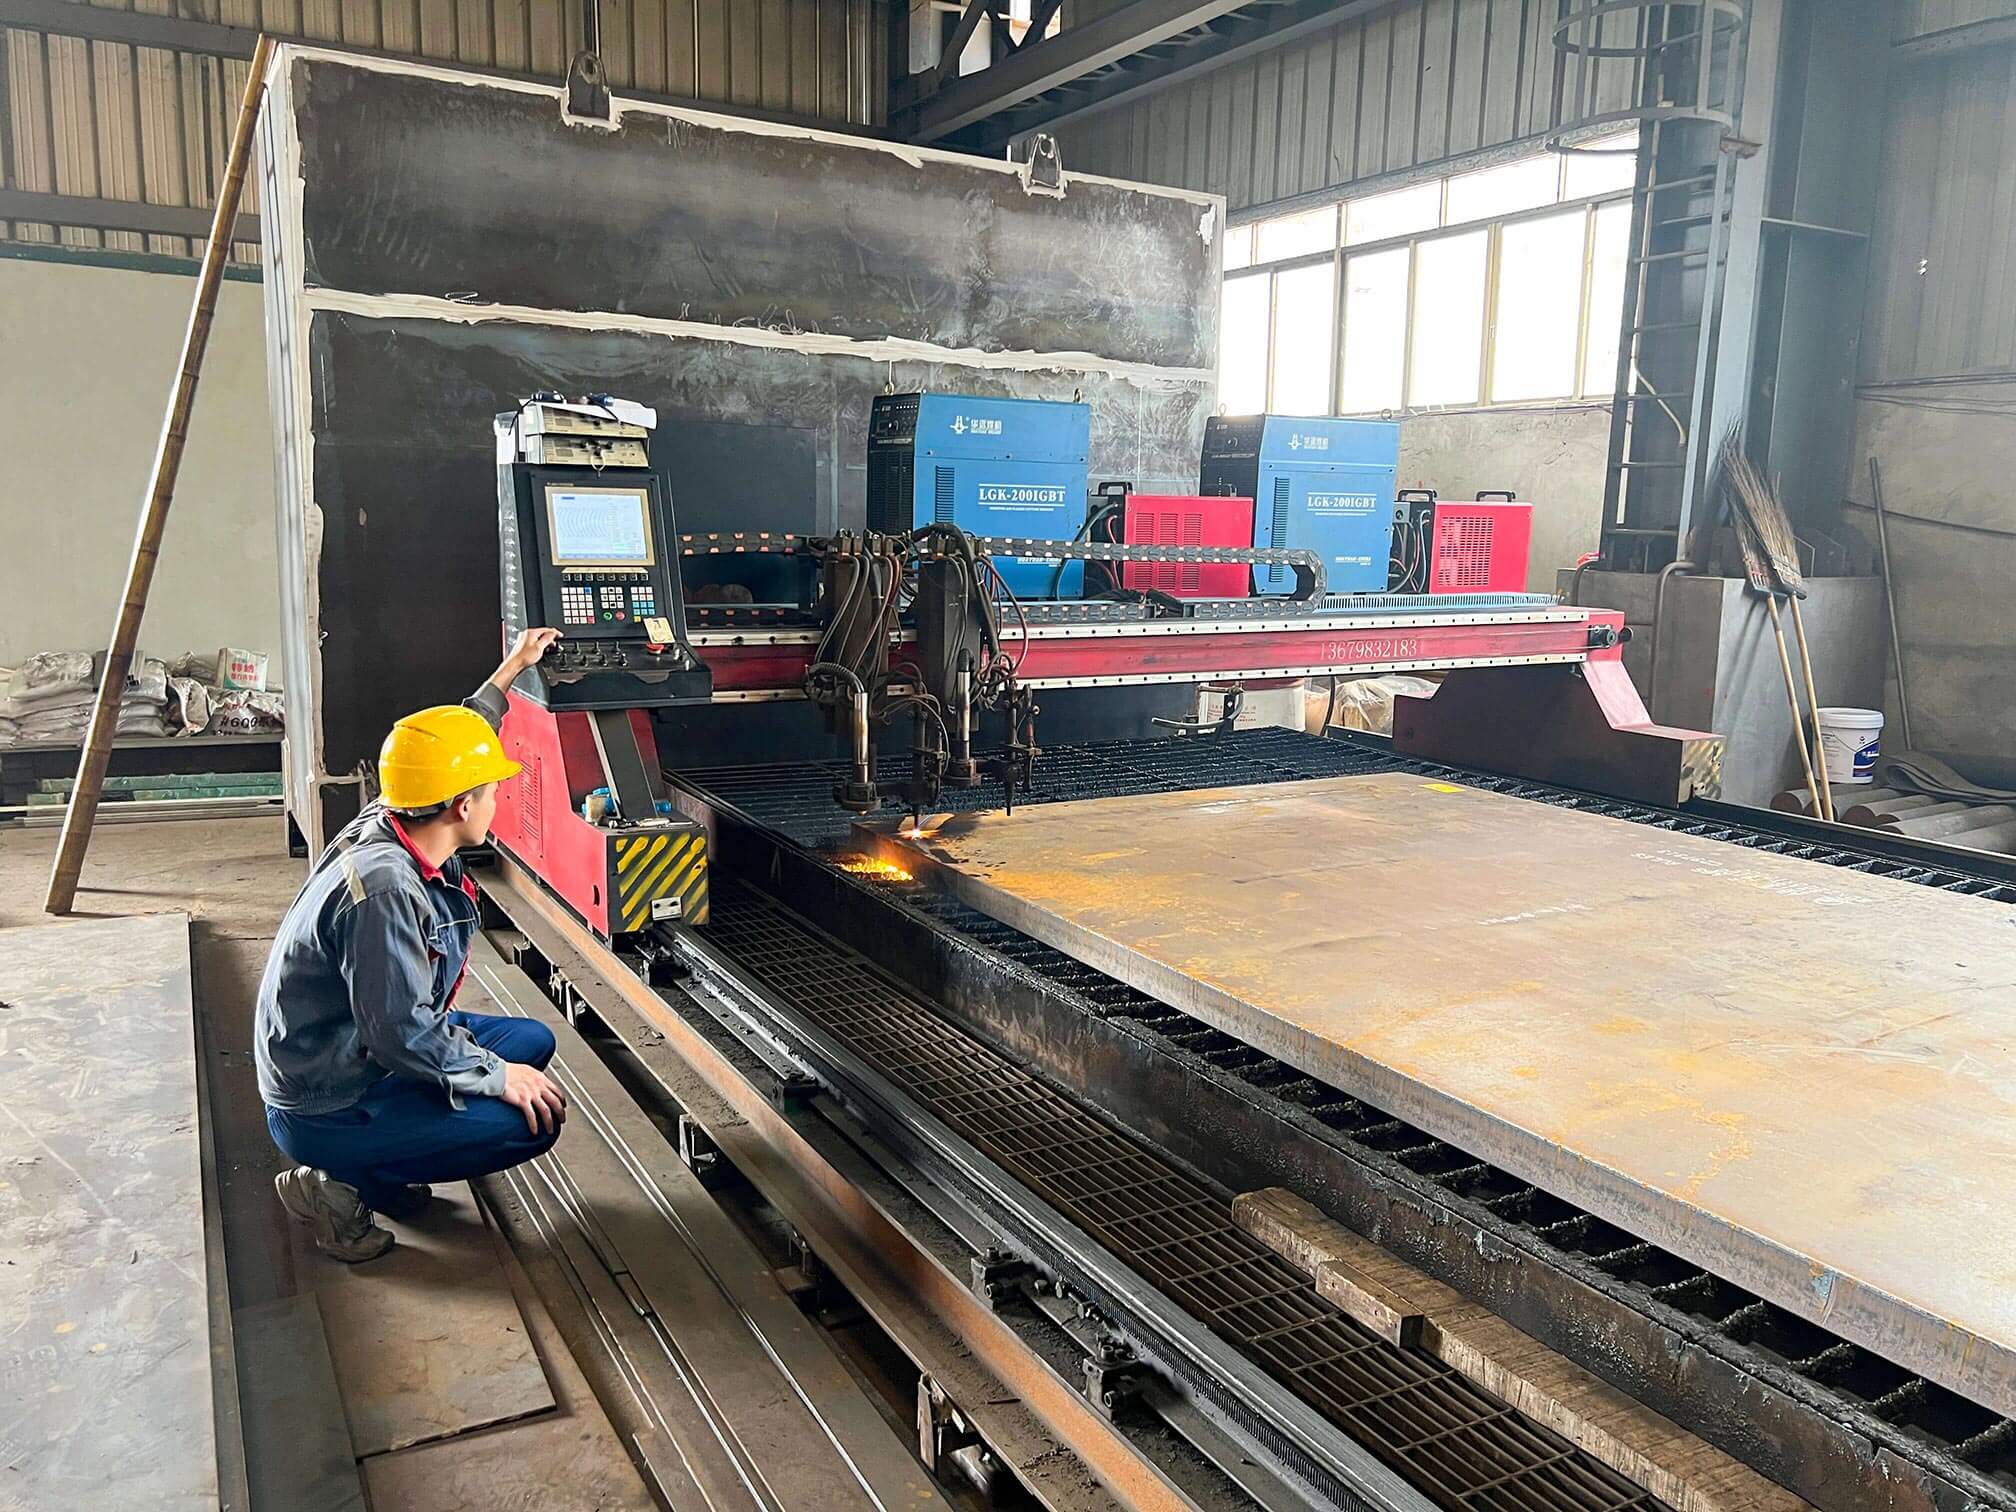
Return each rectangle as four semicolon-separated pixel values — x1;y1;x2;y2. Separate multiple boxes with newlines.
1549;0;1751;574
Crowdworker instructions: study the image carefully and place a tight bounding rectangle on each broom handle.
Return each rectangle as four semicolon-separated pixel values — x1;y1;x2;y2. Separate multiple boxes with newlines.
1787;597;1835;821
1766;597;1825;818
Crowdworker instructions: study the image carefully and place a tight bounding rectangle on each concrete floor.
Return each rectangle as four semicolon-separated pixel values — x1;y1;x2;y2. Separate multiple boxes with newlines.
0;817;661;1510
0;812;298;932
1;817;304;1309
2;813;303;1296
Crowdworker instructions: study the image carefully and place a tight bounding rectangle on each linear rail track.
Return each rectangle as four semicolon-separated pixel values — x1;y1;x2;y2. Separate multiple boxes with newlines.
685;881;1665;1512
683;728;2016;1510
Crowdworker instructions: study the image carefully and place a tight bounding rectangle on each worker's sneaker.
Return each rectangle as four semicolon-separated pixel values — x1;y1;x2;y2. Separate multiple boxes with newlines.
274;1166;396;1263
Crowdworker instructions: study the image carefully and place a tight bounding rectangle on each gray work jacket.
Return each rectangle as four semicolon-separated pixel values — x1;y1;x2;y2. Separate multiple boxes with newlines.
254;683;511;1114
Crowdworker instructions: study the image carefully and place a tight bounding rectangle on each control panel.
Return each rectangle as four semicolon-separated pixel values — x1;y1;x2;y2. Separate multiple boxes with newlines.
496;411;712;710
556;570;662;629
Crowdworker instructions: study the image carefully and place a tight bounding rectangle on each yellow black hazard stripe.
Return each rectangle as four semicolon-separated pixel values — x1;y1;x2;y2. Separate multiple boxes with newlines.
612;829;709;931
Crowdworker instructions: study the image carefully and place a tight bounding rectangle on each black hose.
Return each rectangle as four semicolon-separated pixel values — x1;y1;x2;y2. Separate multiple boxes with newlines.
1047;499;1123;601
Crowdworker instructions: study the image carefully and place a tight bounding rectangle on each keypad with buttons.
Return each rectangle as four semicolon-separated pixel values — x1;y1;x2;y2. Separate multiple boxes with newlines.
555;568;660;631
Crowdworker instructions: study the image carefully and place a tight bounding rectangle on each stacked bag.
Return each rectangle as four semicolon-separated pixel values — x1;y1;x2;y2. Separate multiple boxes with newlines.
0;652;173;744
0;650;281;747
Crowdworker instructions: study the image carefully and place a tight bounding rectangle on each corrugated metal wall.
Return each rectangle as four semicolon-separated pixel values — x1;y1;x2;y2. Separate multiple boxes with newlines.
1;0;877;260
1863;30;2016;380
1055;0;1639;215
1894;0;2016;40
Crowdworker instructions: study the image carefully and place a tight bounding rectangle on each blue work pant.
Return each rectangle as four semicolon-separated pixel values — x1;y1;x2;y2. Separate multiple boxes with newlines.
266;1011;559;1213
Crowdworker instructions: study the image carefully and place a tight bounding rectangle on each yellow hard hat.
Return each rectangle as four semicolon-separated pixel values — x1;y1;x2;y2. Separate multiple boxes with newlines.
378;705;522;811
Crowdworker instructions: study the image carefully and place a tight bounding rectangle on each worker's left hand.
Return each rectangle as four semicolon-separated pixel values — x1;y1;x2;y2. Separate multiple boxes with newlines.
499;1060;568;1136
504;627;563;673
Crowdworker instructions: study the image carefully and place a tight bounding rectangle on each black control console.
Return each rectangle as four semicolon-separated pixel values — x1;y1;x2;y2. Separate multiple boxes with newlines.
496;414;712;710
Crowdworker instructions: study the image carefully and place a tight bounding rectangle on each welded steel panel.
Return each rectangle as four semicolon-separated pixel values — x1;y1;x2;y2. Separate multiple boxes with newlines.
299;308;1212;789
867;772;2016;1419
263;49;1218;845
288;62;1217;367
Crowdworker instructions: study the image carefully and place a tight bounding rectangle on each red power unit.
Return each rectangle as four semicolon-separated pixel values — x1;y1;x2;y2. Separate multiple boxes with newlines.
1428;498;1533;593
1122;494;1257;597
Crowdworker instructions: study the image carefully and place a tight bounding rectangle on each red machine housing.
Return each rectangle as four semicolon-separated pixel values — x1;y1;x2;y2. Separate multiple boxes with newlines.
489;690;709;937
1122;494;1257;597
1428;500;1533;593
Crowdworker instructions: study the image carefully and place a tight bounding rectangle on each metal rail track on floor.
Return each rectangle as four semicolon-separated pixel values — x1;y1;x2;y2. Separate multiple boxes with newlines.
675;729;2016;1512
488;856;1241;1511
672;885;1665;1512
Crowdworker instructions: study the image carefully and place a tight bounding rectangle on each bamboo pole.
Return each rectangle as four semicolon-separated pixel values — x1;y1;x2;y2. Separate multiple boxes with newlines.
1787;597;1836;822
1765;597;1825;821
45;35;276;915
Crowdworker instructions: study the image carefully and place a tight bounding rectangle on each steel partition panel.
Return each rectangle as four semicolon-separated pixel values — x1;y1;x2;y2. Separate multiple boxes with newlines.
260;45;1222;850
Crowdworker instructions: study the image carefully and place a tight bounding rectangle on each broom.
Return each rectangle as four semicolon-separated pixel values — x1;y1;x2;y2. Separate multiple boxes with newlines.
1720;434;1834;820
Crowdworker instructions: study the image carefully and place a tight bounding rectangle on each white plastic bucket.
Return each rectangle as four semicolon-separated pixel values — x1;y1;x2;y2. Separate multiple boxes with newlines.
1815;707;1883;785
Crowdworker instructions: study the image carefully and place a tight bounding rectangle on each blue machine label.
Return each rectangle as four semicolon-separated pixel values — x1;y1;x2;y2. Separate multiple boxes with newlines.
978;483;1070;510
952;415;1005;437
1306;490;1378;516
1286;432;1331;452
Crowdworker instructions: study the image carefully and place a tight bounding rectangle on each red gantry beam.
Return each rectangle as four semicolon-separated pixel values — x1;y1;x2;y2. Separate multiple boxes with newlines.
690;606;1626;699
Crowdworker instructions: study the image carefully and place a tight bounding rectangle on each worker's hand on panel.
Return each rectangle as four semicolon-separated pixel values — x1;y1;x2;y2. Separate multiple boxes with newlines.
499;1059;568;1136
504;626;563;675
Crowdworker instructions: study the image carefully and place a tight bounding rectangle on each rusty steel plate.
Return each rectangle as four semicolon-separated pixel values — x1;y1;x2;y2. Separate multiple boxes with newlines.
860;773;2016;1419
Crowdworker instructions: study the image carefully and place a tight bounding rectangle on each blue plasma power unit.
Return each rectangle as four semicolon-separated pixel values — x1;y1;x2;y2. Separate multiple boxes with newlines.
1200;415;1401;595
866;392;1091;599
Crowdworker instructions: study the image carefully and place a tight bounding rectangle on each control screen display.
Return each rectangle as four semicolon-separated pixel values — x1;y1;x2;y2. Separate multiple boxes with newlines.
546;485;654;566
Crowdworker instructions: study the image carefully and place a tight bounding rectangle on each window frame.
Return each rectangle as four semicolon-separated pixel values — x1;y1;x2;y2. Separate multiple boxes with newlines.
1223;139;1637;417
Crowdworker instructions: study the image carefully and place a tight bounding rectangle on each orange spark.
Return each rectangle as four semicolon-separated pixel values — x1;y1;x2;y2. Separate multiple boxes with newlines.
837;854;913;883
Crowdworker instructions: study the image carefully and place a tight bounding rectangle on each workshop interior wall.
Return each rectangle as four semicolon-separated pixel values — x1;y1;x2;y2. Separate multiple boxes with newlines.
1394;404;1610;592
1853;33;2016;760
1847;390;2016;758
264;49;1222;845
0;256;279;668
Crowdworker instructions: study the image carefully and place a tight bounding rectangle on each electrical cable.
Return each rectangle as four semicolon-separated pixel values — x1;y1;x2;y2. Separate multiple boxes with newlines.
879;693;952;752
811;546;868;667
1046;497;1126;600
983;556;1031;674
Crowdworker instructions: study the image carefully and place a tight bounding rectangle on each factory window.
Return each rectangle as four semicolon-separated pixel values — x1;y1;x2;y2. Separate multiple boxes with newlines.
1409;231;1490;406
1253;205;1337;262
1219;272;1271;414
1491;209;1591;402
1581;201;1633;394
1220;131;1637;416
1222;224;1253;271
1339;249;1408;413
1270;263;1337;414
1444;155;1561;226
1344;182;1441;246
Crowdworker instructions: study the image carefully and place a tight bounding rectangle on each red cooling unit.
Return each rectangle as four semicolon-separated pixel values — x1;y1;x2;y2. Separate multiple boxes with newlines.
1428;497;1533;594
1121;494;1257;598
